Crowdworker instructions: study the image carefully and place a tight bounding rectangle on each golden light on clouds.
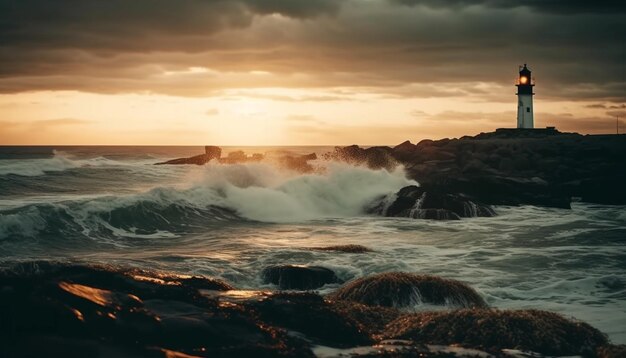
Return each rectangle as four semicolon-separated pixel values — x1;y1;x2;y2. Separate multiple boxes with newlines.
0;1;623;144
0;85;616;145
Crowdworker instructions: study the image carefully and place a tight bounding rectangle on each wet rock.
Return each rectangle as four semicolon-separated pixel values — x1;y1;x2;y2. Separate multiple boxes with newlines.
261;265;341;290
318;130;626;208
322;145;396;170
277;153;317;172
328;272;487;309
381;309;608;356
311;245;373;253
329;300;401;334
155;146;222;165
246;291;372;348
368;185;495;220
0;262;314;358
597;344;626;358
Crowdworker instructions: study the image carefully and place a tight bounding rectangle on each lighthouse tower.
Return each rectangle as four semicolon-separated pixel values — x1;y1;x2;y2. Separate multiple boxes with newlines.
516;64;534;128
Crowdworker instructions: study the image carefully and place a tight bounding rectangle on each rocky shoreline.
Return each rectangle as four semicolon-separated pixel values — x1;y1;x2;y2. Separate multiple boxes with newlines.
154;129;626;220
1;260;623;358
326;129;626;209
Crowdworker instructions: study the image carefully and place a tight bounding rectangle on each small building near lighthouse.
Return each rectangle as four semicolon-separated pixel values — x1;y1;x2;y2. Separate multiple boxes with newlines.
516;64;534;129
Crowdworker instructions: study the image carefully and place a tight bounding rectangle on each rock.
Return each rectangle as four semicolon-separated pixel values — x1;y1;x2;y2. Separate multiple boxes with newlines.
0;261;614;358
245;291;372;348
375;130;626;208
369;185;496;220
328;272;487;309
277;153;317;172
204;146;222;159
310;245;372;253
0;261;315;357
155;153;214;165
323;145;396;170
261;265;341;290
391;140;417;162
597;344;626;358
329;300;401;334
155;146;223;165
381;309;608;356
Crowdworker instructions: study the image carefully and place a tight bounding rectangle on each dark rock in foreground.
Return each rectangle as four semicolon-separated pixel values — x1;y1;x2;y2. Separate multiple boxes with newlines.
244;291;372;348
0;262;619;357
328;272;488;309
381;309;608;356
311;244;373;253
261;265;341;290
368;185;496;220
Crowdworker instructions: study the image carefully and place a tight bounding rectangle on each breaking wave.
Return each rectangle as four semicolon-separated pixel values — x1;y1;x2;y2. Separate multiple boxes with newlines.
0;162;416;240
0;151;132;177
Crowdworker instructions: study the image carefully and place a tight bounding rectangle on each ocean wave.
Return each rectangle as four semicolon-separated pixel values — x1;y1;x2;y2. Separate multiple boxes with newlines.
0;151;134;177
0;162;416;240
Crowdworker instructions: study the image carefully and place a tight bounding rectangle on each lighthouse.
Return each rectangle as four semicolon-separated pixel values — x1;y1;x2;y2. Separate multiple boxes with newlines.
516;64;534;128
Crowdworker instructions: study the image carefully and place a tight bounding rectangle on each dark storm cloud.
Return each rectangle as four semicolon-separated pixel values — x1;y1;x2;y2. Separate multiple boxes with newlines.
0;0;341;51
0;0;624;102
391;0;626;14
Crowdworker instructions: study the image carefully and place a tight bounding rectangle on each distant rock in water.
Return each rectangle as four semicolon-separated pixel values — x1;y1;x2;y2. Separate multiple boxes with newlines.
328;272;487;309
310;244;372;253
368;185;496;220
155;145;222;165
261;265;341;290
276;152;317;172
322;145;397;170
381;309;609;356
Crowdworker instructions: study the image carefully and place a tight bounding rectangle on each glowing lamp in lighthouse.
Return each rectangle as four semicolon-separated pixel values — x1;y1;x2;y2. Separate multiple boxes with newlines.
516;64;534;128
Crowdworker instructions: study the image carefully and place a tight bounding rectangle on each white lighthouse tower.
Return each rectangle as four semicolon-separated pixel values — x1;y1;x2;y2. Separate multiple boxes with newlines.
516;64;534;128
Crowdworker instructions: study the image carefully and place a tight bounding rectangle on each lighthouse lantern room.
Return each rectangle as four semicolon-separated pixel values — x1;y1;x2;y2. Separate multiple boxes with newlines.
516;64;534;128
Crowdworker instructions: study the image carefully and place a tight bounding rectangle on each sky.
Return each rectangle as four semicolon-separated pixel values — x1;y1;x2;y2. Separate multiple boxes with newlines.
0;0;624;145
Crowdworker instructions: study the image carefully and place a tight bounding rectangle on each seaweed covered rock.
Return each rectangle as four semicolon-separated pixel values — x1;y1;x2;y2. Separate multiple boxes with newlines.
261;265;341;290
245;291;372;348
381;309;608;356
329;300;401;334
311;245;373;253
368;185;496;220
597;344;626;358
328;272;487;309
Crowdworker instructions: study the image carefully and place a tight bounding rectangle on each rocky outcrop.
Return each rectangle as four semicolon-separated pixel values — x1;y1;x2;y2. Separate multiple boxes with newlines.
368;185;496;220
261;265;341;290
155;145;223;165
277;153;317;172
381;309;608;356
322;145;396;170
327;272;488;309
328;131;626;207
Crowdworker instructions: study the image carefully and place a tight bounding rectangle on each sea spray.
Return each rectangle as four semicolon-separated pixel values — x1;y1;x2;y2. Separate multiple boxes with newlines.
0;161;417;239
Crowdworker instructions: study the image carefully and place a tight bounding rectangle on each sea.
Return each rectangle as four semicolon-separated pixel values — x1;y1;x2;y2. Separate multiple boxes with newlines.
1;146;625;344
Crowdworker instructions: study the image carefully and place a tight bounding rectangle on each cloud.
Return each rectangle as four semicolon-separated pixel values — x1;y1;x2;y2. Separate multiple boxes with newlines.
0;0;623;104
390;0;626;14
206;108;220;116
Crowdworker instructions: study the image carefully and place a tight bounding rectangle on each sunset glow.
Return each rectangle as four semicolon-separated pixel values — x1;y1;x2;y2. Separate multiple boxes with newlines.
0;1;624;145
